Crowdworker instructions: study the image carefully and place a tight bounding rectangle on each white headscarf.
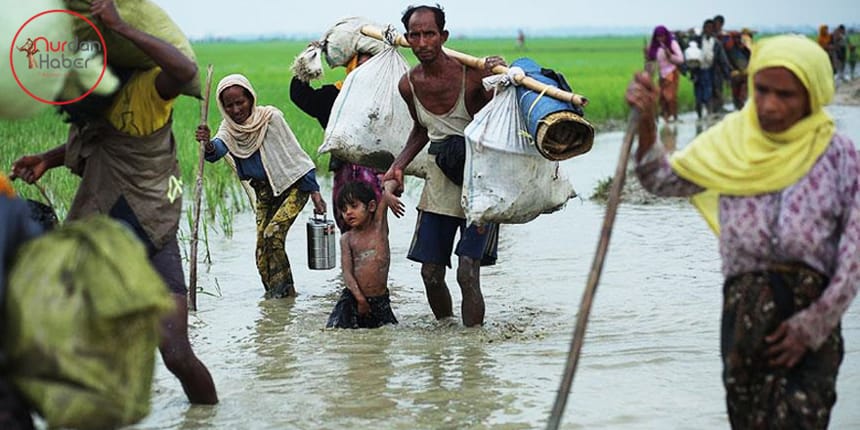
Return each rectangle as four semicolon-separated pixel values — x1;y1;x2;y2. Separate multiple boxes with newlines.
214;74;315;195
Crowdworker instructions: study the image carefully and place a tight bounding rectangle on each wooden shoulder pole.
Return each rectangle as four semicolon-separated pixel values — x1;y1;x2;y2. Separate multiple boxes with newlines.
359;25;588;107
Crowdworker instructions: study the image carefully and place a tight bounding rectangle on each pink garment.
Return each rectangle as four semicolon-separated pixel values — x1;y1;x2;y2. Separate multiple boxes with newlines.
657;40;684;78
635;133;860;351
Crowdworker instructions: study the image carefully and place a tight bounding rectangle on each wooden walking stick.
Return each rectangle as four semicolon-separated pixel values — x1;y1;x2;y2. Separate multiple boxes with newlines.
360;25;589;107
189;64;214;311
546;109;640;430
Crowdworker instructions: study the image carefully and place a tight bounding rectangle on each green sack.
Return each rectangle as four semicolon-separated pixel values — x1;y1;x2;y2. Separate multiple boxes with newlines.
64;0;202;98
3;215;174;429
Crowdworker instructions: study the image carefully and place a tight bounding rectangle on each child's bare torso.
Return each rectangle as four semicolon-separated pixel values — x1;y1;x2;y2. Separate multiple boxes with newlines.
343;225;390;297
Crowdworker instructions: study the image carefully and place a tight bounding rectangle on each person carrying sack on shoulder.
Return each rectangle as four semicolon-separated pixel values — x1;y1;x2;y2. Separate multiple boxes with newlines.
382;4;503;327
11;0;217;405
290;45;383;233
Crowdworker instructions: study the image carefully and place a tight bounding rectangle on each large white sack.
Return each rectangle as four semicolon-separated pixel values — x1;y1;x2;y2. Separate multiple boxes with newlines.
1;1;72;119
319;44;433;178
462;73;576;225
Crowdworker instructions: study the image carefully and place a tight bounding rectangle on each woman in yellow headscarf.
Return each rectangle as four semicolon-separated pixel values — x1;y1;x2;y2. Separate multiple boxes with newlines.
626;35;859;428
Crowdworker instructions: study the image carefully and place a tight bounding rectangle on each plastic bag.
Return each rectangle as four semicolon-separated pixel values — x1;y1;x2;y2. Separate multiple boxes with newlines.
462;73;576;225
684;41;703;70
319;38;434;178
3;216;174;429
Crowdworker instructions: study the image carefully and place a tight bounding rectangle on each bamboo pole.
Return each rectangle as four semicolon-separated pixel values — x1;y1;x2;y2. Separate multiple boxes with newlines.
189;64;214;312
545;109;640;430
360;25;589;107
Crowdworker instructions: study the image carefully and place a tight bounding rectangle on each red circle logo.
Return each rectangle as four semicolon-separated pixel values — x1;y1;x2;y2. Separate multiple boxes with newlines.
9;9;108;106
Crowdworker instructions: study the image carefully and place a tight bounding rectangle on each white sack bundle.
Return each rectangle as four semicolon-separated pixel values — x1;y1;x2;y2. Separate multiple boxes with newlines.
462;72;576;225
322;17;387;68
319;41;433;178
291;17;387;83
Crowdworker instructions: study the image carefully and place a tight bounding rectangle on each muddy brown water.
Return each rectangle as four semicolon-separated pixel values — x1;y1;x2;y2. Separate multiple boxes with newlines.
133;106;860;429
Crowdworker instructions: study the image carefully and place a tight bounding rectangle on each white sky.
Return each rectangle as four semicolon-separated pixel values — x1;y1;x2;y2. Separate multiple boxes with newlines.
153;0;858;39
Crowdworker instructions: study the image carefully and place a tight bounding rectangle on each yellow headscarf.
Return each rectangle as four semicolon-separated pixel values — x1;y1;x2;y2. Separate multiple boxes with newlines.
0;173;15;198
668;35;835;235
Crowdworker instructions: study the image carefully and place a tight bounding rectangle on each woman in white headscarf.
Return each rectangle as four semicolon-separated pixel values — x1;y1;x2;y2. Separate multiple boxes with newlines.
627;35;859;428
197;74;326;299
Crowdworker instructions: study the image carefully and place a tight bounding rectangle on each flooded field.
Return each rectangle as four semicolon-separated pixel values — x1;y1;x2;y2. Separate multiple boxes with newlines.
134;105;860;429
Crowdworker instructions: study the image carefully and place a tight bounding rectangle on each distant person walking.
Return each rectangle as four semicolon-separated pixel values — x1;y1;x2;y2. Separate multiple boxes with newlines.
695;19;730;118
645;25;684;123
712;15;729;111
517;29;526;50
818;24;836;72
831;25;848;81
11;0;218;405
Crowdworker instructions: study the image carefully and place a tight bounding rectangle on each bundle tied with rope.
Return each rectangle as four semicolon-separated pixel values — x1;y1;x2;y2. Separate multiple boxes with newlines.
513;58;595;161
290;17;388;83
317;24;435;178
462;69;577;226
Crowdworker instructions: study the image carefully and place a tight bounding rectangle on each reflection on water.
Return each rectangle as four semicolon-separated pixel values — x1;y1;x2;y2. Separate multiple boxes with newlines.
133;106;860;429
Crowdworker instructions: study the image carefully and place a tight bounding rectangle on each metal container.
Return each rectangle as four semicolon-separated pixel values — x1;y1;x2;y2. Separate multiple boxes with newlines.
306;214;337;270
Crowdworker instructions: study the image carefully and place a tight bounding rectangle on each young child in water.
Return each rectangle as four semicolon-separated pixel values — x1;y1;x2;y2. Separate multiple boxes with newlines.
326;180;404;328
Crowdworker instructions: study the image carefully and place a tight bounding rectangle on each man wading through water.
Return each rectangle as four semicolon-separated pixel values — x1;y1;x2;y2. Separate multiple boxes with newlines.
383;4;503;327
11;0;217;405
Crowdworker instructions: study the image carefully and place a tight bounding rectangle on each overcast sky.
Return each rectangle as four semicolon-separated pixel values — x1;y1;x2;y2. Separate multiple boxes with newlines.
154;0;857;39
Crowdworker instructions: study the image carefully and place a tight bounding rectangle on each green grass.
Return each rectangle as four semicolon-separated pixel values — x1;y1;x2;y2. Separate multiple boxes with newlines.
0;35;695;233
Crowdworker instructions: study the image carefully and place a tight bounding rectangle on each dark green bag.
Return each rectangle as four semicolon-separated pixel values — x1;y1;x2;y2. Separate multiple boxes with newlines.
3;216;174;429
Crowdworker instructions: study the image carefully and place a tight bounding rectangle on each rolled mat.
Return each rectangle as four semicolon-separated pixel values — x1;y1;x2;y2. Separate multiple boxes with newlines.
513;58;595;161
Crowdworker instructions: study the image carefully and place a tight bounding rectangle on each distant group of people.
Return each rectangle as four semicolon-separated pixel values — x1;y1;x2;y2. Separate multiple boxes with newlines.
648;14;756;120
650;16;858;124
818;24;857;82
